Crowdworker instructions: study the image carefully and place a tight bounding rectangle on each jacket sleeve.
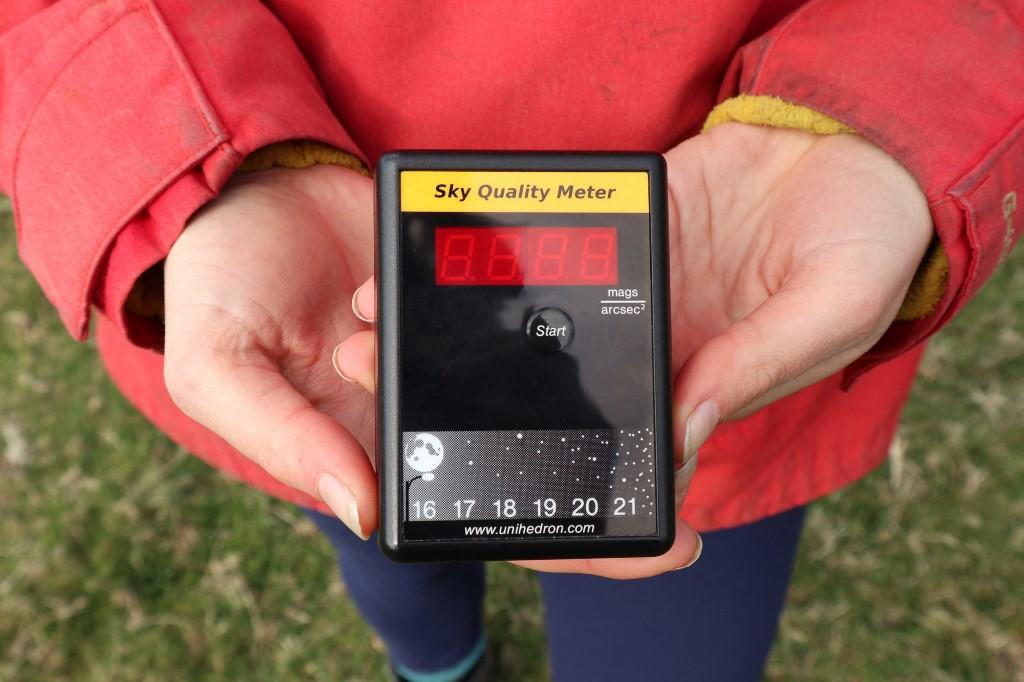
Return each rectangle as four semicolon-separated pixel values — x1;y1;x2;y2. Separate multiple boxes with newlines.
0;0;366;349
718;0;1024;382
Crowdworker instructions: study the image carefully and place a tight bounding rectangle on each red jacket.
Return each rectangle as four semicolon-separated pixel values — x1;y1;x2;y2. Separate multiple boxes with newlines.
2;1;1022;530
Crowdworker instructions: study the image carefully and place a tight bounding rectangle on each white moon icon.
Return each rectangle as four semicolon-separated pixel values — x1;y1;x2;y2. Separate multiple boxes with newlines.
406;433;444;481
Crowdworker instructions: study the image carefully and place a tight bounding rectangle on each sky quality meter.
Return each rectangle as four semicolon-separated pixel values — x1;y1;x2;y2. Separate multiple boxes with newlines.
376;151;673;561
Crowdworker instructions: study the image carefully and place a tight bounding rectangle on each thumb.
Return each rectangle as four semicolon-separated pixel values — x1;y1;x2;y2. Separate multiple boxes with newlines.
672;267;888;458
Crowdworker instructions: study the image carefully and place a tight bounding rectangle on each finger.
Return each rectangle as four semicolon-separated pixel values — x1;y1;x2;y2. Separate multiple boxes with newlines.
672;399;717;469
674;451;699;509
671;421;702;515
164;349;377;539
511;521;701;579
332;330;376;394
673;264;889;440
352;276;376;323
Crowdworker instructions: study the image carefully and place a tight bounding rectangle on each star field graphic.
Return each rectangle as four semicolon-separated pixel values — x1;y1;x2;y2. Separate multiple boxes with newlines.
402;428;659;535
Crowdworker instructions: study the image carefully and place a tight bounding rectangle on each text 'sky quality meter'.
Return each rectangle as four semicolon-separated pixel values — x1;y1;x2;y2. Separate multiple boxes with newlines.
376;152;673;561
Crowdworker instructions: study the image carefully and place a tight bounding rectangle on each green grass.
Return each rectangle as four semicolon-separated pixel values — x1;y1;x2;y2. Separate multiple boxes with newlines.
1;193;1021;681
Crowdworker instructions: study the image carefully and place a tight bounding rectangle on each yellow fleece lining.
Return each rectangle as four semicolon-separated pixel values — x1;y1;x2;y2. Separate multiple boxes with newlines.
704;94;855;135
897;240;949;320
703;95;947;321
238;140;369;176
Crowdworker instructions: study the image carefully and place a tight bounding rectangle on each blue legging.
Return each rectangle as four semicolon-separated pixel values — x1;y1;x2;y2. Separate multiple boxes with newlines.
306;505;806;682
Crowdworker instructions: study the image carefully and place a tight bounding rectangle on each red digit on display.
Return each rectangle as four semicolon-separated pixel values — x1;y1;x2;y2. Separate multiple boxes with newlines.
438;232;475;283
579;232;615;281
485;232;523;282
530;232;569;282
438;226;617;285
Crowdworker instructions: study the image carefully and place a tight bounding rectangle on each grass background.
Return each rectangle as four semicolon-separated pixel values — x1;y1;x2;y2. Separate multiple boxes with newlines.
1;193;1022;681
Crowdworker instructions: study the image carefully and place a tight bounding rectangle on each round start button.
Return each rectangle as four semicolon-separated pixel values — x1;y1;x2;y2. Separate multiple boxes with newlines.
525;307;575;353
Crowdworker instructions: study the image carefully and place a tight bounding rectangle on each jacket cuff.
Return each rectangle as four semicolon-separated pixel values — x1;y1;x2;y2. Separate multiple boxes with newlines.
1;0;365;349
119;141;370;335
702;94;948;323
717;1;1024;381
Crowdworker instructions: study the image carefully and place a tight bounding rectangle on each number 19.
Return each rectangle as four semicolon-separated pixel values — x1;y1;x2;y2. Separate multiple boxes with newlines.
533;498;557;517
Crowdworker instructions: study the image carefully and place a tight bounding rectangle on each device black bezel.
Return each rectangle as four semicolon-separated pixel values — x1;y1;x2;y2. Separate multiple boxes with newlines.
376;151;673;562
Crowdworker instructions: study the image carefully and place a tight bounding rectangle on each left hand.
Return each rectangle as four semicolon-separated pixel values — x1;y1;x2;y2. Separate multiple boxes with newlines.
336;123;932;578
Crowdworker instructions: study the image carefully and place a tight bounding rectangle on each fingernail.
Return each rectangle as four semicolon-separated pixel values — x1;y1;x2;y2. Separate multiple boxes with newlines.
683;401;719;461
675;450;699;478
331;344;355;382
351;286;372;323
673;533;703;571
674;451;699;500
318;474;367;540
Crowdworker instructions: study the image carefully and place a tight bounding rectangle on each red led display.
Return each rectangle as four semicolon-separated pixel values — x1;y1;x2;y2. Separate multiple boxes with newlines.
435;227;618;286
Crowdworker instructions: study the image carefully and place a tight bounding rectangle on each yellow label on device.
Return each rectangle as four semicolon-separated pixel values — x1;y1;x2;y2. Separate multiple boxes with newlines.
400;171;649;213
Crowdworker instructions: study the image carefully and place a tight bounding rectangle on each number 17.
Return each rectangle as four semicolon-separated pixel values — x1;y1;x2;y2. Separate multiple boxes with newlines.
454;499;476;518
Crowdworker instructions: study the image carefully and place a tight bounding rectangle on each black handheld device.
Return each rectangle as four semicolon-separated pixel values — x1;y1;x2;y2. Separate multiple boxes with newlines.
376;151;673;561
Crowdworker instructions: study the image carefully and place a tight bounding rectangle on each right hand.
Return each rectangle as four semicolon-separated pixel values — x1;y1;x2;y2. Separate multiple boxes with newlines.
164;164;377;538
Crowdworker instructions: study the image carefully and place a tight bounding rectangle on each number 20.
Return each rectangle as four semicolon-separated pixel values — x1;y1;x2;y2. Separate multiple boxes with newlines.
572;497;598;516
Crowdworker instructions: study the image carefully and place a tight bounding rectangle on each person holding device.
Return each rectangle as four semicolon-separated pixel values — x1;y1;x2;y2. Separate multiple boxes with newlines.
2;1;1021;680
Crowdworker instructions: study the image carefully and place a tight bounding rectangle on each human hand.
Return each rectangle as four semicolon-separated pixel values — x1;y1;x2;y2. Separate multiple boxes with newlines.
336;124;931;577
661;124;931;451
164;164;377;539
